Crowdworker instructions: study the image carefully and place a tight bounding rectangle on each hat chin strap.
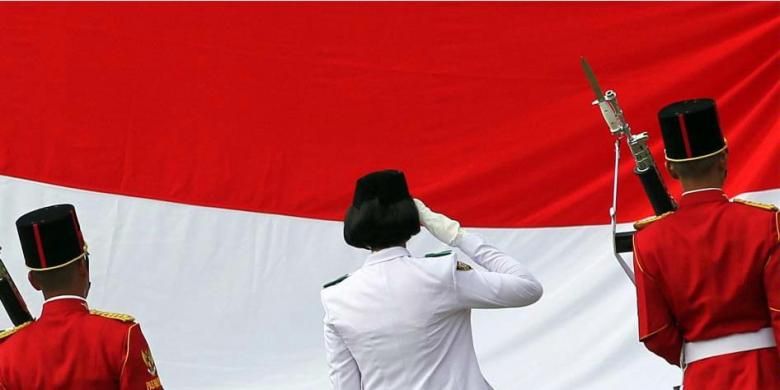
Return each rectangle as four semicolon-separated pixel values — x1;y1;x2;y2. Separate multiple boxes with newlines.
28;244;89;272
664;141;727;163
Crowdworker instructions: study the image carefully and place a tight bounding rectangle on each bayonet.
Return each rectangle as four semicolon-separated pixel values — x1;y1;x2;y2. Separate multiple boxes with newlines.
580;57;605;102
581;58;677;284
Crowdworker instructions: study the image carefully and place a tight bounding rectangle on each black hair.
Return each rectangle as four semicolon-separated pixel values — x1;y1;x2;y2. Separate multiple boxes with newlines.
344;197;420;250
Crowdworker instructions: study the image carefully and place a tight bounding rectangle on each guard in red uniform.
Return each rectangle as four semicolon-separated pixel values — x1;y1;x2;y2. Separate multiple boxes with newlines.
0;204;163;390
633;99;779;389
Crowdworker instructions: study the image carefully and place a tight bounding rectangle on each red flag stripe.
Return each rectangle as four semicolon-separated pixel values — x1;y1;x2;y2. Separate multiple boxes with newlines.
0;4;777;227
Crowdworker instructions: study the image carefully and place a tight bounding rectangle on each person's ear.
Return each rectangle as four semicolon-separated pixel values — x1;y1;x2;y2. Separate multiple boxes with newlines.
665;161;679;180
28;271;42;291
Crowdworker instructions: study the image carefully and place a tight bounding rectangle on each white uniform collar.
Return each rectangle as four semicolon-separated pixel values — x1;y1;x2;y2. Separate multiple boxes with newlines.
364;247;411;266
682;187;723;196
43;295;87;305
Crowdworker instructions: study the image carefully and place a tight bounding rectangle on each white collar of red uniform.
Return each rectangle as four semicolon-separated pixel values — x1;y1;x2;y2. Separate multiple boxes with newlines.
43;295;87;305
681;187;723;197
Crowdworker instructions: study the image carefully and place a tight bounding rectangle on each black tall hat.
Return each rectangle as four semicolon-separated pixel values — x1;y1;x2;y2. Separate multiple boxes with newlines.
658;98;727;162
16;204;88;271
352;170;412;207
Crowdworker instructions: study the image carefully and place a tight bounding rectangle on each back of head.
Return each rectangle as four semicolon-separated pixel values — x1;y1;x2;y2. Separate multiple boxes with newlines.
344;170;420;250
666;152;724;180
28;260;82;292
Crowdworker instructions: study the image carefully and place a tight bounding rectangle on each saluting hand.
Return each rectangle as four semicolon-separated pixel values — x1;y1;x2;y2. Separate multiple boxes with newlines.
413;199;463;246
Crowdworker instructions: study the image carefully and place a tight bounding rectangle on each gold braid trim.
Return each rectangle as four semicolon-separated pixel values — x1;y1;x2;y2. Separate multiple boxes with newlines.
633;234;648;275
0;321;32;340
90;309;135;323
776;212;779;243
639;323;670;341
633;212;674;231
119;323;139;381
731;198;778;212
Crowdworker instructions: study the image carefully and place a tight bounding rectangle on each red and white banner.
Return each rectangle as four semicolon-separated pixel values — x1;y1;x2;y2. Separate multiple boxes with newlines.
0;4;777;389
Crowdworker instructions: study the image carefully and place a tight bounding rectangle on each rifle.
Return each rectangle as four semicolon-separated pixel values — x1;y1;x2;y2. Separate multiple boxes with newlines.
0;246;33;326
580;58;677;285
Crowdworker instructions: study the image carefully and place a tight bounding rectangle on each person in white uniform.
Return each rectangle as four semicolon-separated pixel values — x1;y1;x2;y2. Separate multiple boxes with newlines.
320;169;543;390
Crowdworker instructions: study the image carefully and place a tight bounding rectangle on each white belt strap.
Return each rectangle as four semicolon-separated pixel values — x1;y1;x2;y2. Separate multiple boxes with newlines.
683;327;776;365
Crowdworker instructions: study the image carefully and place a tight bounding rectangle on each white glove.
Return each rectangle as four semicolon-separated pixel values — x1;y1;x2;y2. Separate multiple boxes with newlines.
413;198;462;245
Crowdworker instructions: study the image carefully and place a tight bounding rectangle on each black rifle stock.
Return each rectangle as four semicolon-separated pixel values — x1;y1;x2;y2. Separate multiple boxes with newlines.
0;247;33;326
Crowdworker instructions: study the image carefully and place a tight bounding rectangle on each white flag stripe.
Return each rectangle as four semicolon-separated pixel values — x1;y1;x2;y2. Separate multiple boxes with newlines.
0;175;777;389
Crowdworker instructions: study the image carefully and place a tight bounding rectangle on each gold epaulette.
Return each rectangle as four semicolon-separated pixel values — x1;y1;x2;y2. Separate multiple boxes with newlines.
633;212;674;231
89;309;135;323
732;198;778;212
0;321;32;341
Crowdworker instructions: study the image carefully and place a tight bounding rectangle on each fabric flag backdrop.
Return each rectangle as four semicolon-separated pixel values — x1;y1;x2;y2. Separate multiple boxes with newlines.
0;3;778;389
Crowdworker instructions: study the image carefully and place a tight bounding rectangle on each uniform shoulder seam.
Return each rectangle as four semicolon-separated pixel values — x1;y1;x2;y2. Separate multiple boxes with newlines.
633;211;674;231
89;309;136;323
119;322;140;380
731;198;778;212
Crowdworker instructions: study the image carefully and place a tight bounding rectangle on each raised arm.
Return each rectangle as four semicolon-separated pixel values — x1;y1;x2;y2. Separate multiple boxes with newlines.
414;199;543;309
453;231;543;308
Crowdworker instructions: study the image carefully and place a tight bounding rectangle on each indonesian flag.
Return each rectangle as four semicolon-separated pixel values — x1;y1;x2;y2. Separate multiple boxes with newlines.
0;4;777;389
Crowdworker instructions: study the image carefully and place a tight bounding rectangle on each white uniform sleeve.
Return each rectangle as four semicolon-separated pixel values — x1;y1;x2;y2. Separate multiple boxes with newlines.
322;297;362;389
453;231;543;309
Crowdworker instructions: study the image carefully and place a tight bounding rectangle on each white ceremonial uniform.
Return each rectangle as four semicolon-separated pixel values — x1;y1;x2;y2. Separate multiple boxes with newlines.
321;231;543;390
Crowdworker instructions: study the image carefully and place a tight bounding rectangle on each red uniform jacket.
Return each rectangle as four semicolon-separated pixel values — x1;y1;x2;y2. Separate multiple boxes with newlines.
633;189;780;389
0;297;163;390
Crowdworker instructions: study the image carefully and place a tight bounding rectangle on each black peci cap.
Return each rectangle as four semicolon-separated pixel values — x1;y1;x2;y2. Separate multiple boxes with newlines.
16;204;88;271
658;98;727;162
344;170;420;249
352;170;412;208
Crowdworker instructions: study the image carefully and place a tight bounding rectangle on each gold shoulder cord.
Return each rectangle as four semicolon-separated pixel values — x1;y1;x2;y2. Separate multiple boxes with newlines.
732;198;778;212
633;211;674;231
0;321;32;340
90;309;136;323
